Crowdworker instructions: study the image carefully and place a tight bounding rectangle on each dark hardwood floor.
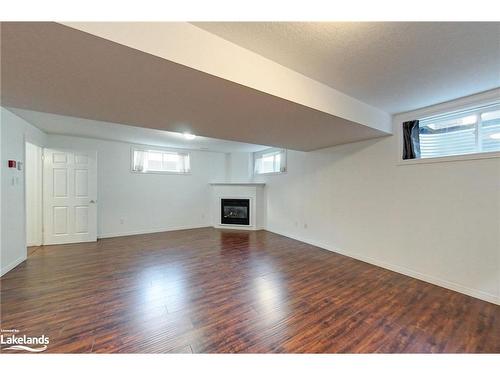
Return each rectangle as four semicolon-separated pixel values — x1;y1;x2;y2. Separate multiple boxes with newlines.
27;246;42;257
1;228;499;353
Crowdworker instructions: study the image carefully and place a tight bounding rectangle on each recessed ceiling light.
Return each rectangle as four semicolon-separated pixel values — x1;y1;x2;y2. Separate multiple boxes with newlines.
490;132;500;140
183;132;196;140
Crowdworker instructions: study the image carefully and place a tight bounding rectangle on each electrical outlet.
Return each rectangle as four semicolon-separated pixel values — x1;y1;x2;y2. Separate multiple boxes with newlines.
120;219;125;225
303;223;308;229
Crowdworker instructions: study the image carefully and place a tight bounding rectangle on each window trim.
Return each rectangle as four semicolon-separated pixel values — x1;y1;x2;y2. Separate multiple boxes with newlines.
397;90;500;166
130;146;192;175
397;149;500;166
253;148;287;176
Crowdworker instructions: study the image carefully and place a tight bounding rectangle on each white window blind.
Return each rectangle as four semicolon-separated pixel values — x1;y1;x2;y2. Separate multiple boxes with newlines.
418;103;500;159
132;148;190;174
254;148;287;175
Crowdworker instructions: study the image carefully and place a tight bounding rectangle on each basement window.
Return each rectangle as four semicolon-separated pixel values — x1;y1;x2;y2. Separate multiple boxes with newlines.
254;148;287;175
402;102;500;161
132;147;191;174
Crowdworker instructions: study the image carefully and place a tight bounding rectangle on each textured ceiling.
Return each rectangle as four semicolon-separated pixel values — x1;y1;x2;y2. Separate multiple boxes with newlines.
193;22;500;114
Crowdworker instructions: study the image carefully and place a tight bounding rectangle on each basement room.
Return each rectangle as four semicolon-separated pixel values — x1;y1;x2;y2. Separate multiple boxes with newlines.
0;9;499;370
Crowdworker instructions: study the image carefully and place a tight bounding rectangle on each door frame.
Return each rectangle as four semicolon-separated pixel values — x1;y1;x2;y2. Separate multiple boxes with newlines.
25;141;44;247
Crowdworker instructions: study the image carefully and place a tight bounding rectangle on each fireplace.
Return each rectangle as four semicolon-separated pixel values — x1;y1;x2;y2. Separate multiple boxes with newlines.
221;198;250;226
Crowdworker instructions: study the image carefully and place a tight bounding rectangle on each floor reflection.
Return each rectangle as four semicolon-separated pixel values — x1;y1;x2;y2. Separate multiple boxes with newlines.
134;264;188;325
219;230;251;249
253;275;289;324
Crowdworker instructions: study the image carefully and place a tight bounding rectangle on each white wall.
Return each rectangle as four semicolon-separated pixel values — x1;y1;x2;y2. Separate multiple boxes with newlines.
47;135;226;238
224;152;253;182
258;100;500;305
1;107;47;276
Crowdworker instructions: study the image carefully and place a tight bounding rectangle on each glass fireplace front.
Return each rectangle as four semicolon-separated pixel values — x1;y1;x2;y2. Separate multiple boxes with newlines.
221;198;250;226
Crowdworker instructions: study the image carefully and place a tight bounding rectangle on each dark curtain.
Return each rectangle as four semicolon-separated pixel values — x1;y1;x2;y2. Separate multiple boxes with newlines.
402;120;421;159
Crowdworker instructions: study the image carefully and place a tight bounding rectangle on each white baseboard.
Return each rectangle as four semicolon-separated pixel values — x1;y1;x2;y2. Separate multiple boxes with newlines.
266;227;500;306
98;224;210;239
27;241;42;247
1;255;27;277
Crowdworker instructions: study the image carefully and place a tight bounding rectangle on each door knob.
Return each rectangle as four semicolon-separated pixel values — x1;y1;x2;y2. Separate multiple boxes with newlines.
90;200;96;204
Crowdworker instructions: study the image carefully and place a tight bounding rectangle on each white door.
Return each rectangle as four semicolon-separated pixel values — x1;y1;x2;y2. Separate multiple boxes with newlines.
43;149;97;245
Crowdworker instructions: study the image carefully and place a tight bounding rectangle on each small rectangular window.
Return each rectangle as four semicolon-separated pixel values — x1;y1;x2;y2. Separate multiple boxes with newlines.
403;103;500;160
481;109;500;153
254;148;287;175
132;147;190;174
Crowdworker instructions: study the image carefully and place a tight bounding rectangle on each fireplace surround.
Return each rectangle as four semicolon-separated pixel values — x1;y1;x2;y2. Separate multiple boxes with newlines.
210;183;266;230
